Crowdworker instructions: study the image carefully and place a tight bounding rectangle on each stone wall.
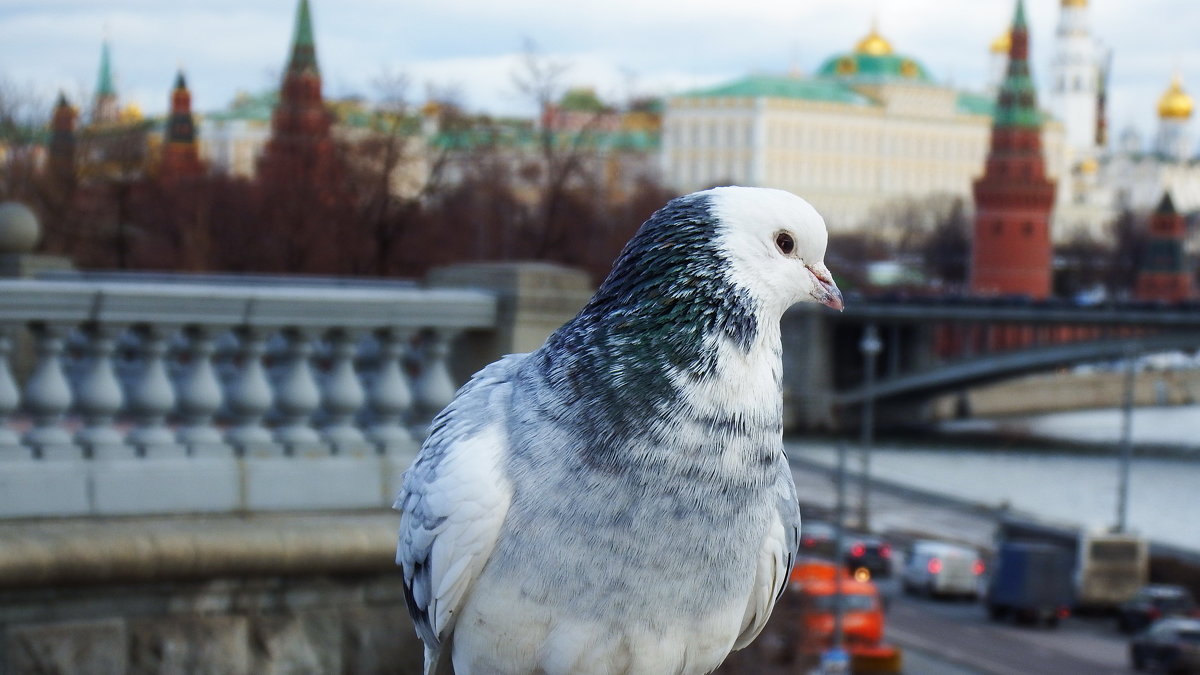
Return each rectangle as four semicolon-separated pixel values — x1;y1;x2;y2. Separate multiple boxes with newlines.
1;574;423;674
0;512;423;674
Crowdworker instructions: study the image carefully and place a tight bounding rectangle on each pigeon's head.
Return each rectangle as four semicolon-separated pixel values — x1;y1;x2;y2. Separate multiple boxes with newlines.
707;186;843;315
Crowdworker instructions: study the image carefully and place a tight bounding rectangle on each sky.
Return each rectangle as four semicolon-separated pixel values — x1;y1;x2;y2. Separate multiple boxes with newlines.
0;0;1196;140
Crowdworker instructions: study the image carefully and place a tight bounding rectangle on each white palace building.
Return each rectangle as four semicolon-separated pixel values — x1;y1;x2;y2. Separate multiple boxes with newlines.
661;0;1200;242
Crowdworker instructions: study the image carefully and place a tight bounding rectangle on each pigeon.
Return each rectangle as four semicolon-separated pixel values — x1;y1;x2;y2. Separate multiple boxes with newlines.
396;186;843;675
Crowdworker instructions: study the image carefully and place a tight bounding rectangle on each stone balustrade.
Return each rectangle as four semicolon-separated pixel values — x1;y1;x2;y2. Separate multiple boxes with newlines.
0;277;497;519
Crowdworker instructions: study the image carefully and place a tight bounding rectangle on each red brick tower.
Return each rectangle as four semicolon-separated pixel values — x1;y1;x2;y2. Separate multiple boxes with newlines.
1135;192;1193;302
48;92;77;186
256;0;337;186
971;0;1057;299
159;71;204;179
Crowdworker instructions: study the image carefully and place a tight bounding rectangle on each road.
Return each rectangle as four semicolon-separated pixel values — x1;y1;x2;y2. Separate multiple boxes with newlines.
787;454;1139;674
885;589;1132;674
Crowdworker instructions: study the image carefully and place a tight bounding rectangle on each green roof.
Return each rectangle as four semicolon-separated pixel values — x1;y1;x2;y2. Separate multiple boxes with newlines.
993;0;1044;128
956;92;995;117
814;52;934;85
287;0;319;73
96;40;116;97
680;75;873;106
206;90;278;122
429;124;659;152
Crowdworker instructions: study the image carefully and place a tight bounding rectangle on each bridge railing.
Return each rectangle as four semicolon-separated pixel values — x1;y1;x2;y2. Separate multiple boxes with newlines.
0;277;496;519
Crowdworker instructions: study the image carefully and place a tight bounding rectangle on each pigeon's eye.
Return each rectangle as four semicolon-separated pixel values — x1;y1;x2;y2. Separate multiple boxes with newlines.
775;232;795;255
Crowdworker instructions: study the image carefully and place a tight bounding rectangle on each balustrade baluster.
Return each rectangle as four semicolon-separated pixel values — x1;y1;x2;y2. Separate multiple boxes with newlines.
274;328;327;456
226;326;279;457
412;329;458;436
126;325;184;458
0;331;24;460
74;322;132;459
320;328;368;456
21;322;79;459
368;328;416;455
177;325;231;457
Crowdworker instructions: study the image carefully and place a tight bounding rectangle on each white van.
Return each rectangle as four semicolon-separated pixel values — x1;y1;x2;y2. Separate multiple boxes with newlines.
901;540;984;599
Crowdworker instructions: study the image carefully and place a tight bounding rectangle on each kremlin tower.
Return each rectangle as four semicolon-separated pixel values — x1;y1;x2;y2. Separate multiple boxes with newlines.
1134;193;1194;303
970;0;1056;300
256;0;338;187
48;93;77;186
91;40;120;126
159;71;204;179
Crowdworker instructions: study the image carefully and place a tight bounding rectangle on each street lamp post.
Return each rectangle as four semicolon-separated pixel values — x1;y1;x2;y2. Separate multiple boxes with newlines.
1115;343;1137;533
857;323;882;533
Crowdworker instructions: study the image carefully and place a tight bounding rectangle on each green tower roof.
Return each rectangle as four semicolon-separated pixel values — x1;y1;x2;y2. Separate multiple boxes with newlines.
993;0;1043;129
96;40;116;97
287;0;319;73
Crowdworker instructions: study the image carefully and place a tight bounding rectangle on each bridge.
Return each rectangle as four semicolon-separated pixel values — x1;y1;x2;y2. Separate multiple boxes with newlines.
785;297;1200;428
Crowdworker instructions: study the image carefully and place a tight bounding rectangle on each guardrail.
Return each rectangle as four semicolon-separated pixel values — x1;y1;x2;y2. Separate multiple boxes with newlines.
0;278;496;519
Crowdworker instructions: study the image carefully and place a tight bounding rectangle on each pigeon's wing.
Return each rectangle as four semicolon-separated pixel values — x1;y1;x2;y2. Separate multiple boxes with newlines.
733;462;801;650
395;354;522;659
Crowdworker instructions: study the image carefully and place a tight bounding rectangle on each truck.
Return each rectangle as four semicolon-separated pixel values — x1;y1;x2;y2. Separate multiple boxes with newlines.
994;518;1150;611
985;541;1074;627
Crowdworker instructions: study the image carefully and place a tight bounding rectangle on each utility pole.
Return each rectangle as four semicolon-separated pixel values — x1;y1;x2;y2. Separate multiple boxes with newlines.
857;323;882;532
1115;343;1137;532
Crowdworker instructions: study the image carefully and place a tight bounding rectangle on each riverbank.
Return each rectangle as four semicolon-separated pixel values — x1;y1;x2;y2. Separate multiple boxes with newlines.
930;369;1200;419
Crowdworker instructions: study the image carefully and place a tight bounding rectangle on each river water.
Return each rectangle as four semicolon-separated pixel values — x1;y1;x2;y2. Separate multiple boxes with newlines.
788;405;1200;552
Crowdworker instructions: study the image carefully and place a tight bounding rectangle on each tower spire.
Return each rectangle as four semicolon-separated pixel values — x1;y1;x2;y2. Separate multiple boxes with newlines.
92;39;119;125
970;0;1057;300
287;0;319;74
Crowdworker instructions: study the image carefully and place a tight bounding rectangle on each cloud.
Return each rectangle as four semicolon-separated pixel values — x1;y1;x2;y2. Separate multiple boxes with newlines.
0;0;1195;139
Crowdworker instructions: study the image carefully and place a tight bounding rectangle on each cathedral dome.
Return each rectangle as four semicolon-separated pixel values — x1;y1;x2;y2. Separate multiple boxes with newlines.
990;30;1011;54
1062;0;1087;7
1158;75;1194;120
816;23;933;84
855;27;893;56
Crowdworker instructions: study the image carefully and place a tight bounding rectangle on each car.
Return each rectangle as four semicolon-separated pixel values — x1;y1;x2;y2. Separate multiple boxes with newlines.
799;520;838;559
901;539;984;599
788;559;902;674
842;534;893;581
1129;617;1200;673
1120;585;1199;634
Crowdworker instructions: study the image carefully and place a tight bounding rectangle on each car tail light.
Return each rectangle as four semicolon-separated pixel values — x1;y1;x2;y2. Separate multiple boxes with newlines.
1148;608;1161;620
851;544;866;557
973;560;985;576
802;537;815;547
1058;607;1071;619
927;557;943;574
881;544;891;558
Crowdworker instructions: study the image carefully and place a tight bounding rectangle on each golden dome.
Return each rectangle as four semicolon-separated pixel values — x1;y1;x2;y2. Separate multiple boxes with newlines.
990;30;1011;54
855;26;893;56
1079;157;1098;174
1062;0;1087;7
1158;75;1194;120
118;103;143;123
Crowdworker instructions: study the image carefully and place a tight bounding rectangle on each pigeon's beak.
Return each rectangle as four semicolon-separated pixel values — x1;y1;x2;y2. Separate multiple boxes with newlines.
806;262;844;312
